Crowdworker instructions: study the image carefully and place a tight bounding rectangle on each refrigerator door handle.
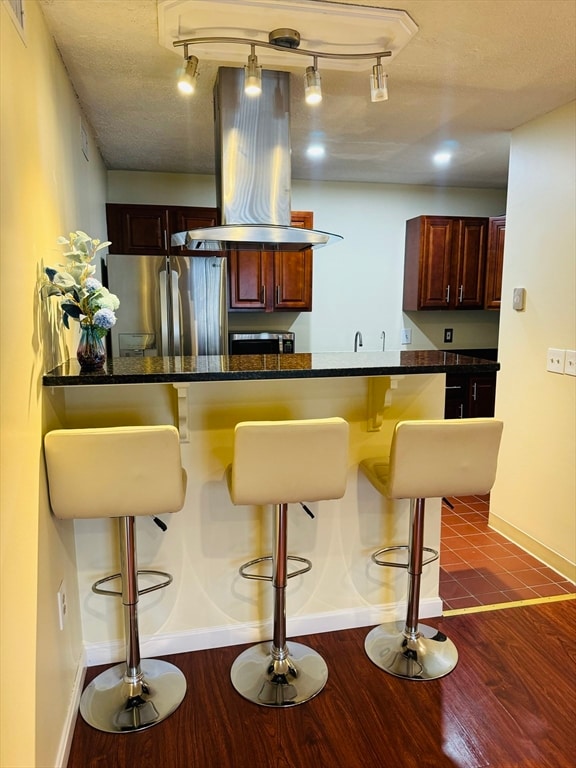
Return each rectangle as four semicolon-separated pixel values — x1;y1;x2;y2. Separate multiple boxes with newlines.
171;269;181;356
159;269;169;356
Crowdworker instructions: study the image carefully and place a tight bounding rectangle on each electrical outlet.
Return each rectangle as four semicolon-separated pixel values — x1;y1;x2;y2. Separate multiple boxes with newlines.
57;580;67;630
564;349;576;376
401;328;412;345
444;328;453;343
546;348;565;374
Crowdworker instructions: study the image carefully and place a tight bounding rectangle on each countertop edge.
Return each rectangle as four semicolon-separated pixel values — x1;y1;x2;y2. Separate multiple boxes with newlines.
42;352;500;387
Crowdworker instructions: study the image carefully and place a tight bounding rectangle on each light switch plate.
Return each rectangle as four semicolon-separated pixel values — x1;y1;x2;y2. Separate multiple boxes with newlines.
512;287;526;311
547;348;565;374
564;349;576;376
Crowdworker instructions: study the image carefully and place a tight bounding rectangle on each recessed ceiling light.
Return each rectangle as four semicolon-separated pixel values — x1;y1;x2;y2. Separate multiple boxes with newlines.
307;144;326;159
433;151;452;165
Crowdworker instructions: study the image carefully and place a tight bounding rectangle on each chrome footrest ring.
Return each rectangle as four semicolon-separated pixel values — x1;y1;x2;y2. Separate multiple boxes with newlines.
371;545;438;569
239;555;312;582
92;569;173;597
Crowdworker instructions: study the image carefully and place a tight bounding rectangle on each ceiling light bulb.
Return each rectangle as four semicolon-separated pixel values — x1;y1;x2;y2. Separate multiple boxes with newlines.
244;47;262;96
370;63;388;103
178;55;199;95
304;62;322;105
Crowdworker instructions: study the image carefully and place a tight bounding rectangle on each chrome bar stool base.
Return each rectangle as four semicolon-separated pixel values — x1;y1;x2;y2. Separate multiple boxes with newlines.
80;658;187;733
365;621;458;680
230;641;328;707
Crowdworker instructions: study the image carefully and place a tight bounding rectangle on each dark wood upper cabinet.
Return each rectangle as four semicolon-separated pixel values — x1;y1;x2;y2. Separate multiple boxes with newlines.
484;215;506;310
228;212;313;312
403;215;489;310
106;204;219;255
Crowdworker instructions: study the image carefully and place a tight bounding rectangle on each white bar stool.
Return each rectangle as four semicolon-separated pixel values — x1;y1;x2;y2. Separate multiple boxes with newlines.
227;417;349;707
361;418;503;680
44;425;187;732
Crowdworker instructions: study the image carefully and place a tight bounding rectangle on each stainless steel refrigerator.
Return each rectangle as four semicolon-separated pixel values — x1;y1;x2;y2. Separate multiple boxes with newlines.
104;254;228;357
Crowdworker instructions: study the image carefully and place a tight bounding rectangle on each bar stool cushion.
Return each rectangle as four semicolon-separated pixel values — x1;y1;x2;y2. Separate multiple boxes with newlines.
44;425;187;519
361;418;504;500
228;417;349;506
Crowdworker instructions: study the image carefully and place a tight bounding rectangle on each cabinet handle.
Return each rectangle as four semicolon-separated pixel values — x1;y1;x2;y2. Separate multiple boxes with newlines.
472;382;478;401
261;285;266;305
276;285;280;305
458;284;464;303
445;284;450;303
163;230;168;251
459;403;464;418
446;385;463;390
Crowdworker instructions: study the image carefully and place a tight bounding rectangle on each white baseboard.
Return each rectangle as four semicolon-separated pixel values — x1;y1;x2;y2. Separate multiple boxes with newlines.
84;597;443;667
55;653;86;768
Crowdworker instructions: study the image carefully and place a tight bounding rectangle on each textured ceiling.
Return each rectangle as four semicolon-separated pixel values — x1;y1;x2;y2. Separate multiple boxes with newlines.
38;0;576;188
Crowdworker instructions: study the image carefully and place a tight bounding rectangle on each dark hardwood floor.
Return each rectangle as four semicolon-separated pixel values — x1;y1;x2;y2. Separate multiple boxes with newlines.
67;599;576;768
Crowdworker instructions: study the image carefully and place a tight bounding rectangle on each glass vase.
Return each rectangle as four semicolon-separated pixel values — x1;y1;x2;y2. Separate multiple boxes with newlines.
77;324;106;370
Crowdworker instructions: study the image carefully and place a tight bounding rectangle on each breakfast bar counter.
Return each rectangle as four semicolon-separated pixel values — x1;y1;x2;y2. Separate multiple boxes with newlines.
41;350;499;668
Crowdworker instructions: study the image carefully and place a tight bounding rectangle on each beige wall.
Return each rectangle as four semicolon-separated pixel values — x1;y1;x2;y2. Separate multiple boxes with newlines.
0;2;107;766
490;102;576;579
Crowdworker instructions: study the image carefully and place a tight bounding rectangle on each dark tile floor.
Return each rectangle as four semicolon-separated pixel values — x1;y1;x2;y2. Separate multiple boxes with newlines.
440;494;576;611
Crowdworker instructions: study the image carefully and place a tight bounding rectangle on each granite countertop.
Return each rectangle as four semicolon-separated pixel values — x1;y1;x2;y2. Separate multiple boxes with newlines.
42;351;500;387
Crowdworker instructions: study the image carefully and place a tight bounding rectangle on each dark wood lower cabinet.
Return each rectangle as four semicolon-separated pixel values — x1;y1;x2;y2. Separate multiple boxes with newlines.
445;371;497;418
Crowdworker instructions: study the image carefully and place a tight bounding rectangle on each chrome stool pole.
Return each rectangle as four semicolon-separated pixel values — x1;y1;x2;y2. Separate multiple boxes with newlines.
365;498;458;680
80;516;187;732
231;502;327;706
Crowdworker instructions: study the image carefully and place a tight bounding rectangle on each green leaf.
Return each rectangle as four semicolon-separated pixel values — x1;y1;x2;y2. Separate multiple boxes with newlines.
61;302;82;318
40;284;61;298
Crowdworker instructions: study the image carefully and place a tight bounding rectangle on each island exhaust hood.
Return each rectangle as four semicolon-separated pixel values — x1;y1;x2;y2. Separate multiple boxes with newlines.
172;67;342;252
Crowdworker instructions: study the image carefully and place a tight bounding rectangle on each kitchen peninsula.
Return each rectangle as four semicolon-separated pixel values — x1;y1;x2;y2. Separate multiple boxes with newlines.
43;351;499;667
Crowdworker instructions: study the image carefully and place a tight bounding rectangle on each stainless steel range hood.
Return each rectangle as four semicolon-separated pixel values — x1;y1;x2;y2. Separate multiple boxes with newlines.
172;67;342;252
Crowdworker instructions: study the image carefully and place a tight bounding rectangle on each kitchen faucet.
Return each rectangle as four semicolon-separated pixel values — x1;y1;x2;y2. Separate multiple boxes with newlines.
381;331;386;351
354;331;363;352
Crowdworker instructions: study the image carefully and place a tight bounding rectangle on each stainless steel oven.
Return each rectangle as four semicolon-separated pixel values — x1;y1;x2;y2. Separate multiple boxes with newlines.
228;331;295;355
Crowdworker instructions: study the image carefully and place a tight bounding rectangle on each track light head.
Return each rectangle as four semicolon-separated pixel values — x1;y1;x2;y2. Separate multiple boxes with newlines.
178;53;199;95
370;61;388;103
244;46;262;96
304;60;322;105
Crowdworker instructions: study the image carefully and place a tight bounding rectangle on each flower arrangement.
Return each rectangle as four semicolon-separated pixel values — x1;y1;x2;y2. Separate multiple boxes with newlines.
41;230;119;336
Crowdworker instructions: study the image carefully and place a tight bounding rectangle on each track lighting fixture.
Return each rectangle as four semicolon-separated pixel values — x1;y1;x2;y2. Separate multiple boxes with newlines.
174;29;391;104
244;45;262;96
177;46;199;95
304;57;322;105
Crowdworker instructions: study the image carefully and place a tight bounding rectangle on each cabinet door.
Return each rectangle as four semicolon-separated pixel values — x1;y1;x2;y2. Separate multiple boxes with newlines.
444;373;468;418
228;250;268;309
484;216;506;310
468;372;497;417
273;212;313;311
453;218;488;309
418;217;454;308
273;250;312;310
106;204;170;255
171;207;219;254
